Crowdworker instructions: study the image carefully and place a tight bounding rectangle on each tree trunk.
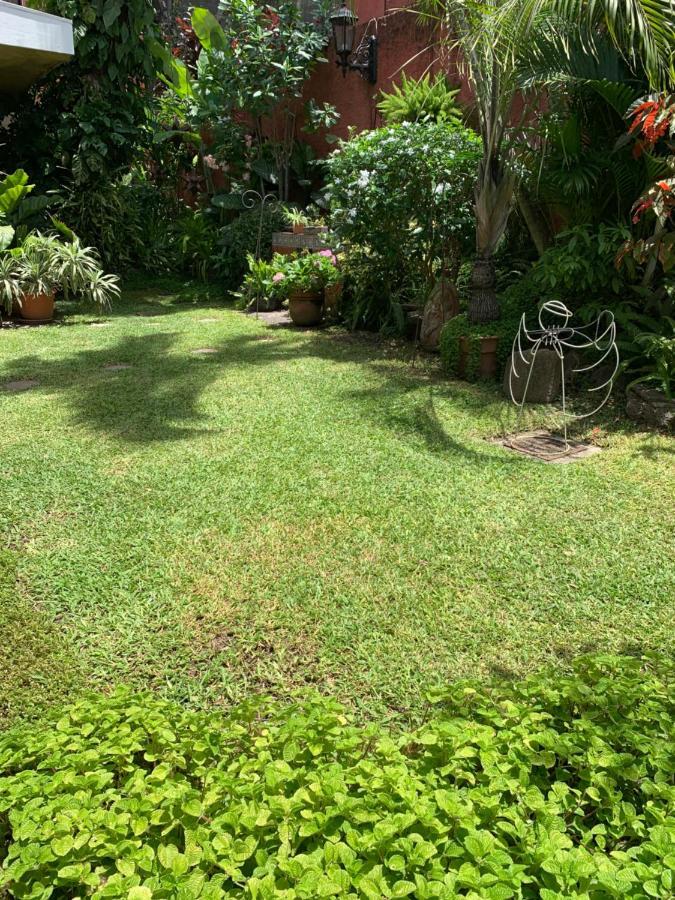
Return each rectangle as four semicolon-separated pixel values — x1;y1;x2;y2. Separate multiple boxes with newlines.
468;256;499;324
517;187;553;257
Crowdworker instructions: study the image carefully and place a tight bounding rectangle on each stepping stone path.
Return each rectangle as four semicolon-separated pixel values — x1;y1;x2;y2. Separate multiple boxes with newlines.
3;379;39;393
103;363;133;372
191;348;218;355
254;310;292;327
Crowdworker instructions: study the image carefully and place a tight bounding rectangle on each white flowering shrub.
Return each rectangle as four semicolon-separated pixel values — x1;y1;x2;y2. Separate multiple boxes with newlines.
324;123;480;328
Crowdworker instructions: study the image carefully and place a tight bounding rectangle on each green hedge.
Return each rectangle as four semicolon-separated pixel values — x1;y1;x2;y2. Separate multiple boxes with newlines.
1;655;673;898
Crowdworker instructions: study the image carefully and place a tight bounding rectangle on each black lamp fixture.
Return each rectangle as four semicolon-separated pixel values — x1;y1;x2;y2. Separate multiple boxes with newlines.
329;5;377;83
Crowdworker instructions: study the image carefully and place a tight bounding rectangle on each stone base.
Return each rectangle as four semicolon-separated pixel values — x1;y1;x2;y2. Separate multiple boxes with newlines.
504;349;562;404
626;385;675;431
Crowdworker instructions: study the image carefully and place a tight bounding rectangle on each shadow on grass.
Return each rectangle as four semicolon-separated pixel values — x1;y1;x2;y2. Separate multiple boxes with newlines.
0;320;522;461
51;285;233;325
1;332;225;443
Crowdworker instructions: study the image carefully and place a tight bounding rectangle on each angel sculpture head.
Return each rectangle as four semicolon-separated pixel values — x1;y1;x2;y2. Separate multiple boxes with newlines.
508;300;619;448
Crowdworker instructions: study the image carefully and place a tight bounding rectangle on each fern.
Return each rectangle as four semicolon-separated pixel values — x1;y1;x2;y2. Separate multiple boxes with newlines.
377;73;462;126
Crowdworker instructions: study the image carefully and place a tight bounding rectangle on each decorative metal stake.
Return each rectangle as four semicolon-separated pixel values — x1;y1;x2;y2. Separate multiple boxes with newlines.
241;189;278;318
509;300;619;449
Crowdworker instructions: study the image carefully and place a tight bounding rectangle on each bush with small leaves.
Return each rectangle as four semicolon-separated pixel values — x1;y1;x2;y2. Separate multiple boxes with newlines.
0;654;673;898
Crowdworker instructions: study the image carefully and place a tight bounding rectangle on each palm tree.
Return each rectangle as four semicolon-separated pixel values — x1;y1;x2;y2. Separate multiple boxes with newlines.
420;0;674;324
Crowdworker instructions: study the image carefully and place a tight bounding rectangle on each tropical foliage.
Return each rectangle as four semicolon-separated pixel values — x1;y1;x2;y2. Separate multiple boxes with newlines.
0;0;161;191
418;0;674;323
160;1;332;200
0;655;673;898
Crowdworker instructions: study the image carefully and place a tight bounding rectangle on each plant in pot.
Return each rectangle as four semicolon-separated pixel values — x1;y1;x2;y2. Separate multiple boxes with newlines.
0;233;120;322
285;208;310;235
285;251;337;326
236;253;288;312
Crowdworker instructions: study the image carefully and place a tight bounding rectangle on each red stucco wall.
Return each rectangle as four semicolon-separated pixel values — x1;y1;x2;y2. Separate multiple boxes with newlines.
299;0;463;154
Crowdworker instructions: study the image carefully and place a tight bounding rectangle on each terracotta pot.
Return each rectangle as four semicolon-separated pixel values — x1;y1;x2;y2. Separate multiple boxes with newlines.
458;334;499;380
292;223;306;235
288;290;323;326
478;335;499;379
13;291;55;322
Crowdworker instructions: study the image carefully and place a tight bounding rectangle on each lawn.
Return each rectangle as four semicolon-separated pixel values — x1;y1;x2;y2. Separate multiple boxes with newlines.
0;283;673;727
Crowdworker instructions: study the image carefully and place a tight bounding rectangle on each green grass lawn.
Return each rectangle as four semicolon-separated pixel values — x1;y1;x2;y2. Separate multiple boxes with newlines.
0;282;673;727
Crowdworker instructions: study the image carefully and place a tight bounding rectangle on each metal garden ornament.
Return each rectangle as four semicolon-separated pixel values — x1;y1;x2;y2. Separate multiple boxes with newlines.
509;300;619;449
241;188;277;318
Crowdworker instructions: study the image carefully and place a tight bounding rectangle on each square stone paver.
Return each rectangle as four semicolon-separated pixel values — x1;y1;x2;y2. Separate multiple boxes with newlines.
3;379;39;393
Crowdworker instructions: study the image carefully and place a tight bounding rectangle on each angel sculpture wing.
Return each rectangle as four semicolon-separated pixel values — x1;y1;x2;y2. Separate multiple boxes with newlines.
509;300;619;446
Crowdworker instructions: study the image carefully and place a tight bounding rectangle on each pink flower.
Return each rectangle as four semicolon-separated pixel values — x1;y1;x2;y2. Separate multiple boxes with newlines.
272;272;285;282
319;249;338;265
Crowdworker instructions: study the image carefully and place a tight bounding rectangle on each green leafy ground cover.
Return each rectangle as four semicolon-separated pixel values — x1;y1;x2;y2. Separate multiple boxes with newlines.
0;655;673;898
0;283;673;726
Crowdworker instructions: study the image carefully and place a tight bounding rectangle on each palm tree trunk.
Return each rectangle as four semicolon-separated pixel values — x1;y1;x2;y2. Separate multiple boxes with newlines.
468;160;516;324
517;187;553;256
469;255;499;323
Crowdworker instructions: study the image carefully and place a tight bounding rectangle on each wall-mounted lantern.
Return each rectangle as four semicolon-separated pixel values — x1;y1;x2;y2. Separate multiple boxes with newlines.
329;5;377;83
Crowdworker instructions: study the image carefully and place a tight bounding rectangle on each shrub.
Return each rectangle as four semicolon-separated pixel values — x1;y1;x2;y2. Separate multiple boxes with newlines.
531;224;631;309
0;655;673;899
325;123;481;330
0;0;162;192
56;177;182;275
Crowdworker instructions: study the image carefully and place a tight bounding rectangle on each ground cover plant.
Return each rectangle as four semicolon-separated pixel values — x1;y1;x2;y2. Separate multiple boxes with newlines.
0;286;673;728
0;654;673;898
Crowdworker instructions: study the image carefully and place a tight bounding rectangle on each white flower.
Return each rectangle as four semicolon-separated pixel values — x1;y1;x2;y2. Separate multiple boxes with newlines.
356;169;371;188
434;182;449;195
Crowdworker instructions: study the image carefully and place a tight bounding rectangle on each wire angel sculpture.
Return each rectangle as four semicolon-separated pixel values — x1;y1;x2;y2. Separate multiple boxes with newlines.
508;300;619;448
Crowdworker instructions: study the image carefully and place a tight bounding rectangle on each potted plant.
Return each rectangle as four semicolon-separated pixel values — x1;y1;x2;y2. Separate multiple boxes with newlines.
285;209;310;235
0;233;119;322
284;251;338;326
237;253;288;312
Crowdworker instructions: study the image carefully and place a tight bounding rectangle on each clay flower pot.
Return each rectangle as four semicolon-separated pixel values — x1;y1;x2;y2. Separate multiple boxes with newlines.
478;335;499;379
292;223;306;235
289;290;323;326
13;291;56;323
458;334;499;380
